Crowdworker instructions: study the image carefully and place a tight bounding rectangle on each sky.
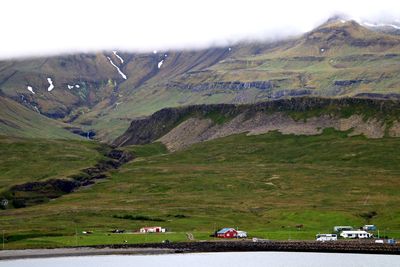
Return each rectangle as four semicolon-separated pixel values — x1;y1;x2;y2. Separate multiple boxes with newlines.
1;0;400;59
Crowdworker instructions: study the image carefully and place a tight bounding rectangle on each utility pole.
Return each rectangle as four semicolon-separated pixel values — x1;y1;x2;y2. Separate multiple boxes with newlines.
214;222;216;240
75;225;78;247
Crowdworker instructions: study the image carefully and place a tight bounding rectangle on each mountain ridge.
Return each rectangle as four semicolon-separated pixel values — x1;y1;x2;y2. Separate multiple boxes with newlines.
1;20;400;141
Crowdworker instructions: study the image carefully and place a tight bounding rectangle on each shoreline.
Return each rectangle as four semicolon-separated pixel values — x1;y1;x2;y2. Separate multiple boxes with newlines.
1;240;399;260
0;247;175;261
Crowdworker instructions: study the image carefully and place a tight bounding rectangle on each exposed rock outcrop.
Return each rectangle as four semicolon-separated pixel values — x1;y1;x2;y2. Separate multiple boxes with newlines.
389;121;400;137
334;80;365;86
159;113;387;151
167;81;275;91
354;93;400;100
64;126;96;139
114;97;400;151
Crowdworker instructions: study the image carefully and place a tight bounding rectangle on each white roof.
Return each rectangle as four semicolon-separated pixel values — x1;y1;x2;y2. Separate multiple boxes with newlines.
341;230;369;234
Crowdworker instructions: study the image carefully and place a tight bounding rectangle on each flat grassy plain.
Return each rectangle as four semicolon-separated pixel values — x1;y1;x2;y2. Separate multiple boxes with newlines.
1;130;400;249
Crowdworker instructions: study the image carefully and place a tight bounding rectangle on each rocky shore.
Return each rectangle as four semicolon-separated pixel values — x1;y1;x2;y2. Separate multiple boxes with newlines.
110;240;400;255
1;240;399;260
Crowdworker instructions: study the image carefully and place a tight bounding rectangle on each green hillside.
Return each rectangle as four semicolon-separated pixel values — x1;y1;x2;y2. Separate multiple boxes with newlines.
1;129;399;248
0;96;82;140
0;136;104;191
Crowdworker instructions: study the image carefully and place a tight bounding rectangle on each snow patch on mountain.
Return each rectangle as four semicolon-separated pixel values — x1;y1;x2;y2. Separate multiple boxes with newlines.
47;78;54;92
107;57;127;80
158;60;164;69
362;21;400;30
113;51;124;64
387;24;400;30
27;86;35;94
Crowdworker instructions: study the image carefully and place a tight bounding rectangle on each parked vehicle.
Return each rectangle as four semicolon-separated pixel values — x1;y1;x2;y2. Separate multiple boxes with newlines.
375;239;384;244
340;230;373;239
237;231;248;238
362;225;377;231
111;229;125;233
388;239;396;245
316;234;337;241
333;226;353;232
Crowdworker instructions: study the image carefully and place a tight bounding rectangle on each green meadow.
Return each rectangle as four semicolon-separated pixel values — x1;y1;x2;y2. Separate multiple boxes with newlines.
1;129;400;249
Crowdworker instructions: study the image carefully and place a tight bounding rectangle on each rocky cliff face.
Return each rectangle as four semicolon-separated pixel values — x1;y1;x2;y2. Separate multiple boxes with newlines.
113;97;400;150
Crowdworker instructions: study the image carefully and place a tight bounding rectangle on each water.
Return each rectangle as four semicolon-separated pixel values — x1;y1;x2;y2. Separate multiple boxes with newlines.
1;252;399;267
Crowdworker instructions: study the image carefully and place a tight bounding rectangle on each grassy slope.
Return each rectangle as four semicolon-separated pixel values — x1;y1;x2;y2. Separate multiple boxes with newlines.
1;130;400;248
0;96;81;140
0;136;105;191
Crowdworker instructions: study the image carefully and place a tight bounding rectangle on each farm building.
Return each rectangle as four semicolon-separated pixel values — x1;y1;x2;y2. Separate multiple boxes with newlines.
139;226;166;233
216;228;238;238
340;230;373;239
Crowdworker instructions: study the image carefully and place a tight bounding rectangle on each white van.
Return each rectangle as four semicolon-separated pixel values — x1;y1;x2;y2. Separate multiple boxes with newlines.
237;231;248;238
340;230;372;239
316;234;337;241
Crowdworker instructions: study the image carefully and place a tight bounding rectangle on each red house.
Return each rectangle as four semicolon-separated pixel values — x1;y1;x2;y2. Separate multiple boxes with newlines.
216;228;238;238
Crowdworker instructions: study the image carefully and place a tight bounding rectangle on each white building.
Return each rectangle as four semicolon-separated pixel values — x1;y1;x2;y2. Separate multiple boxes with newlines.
340;230;372;239
139;226;166;233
